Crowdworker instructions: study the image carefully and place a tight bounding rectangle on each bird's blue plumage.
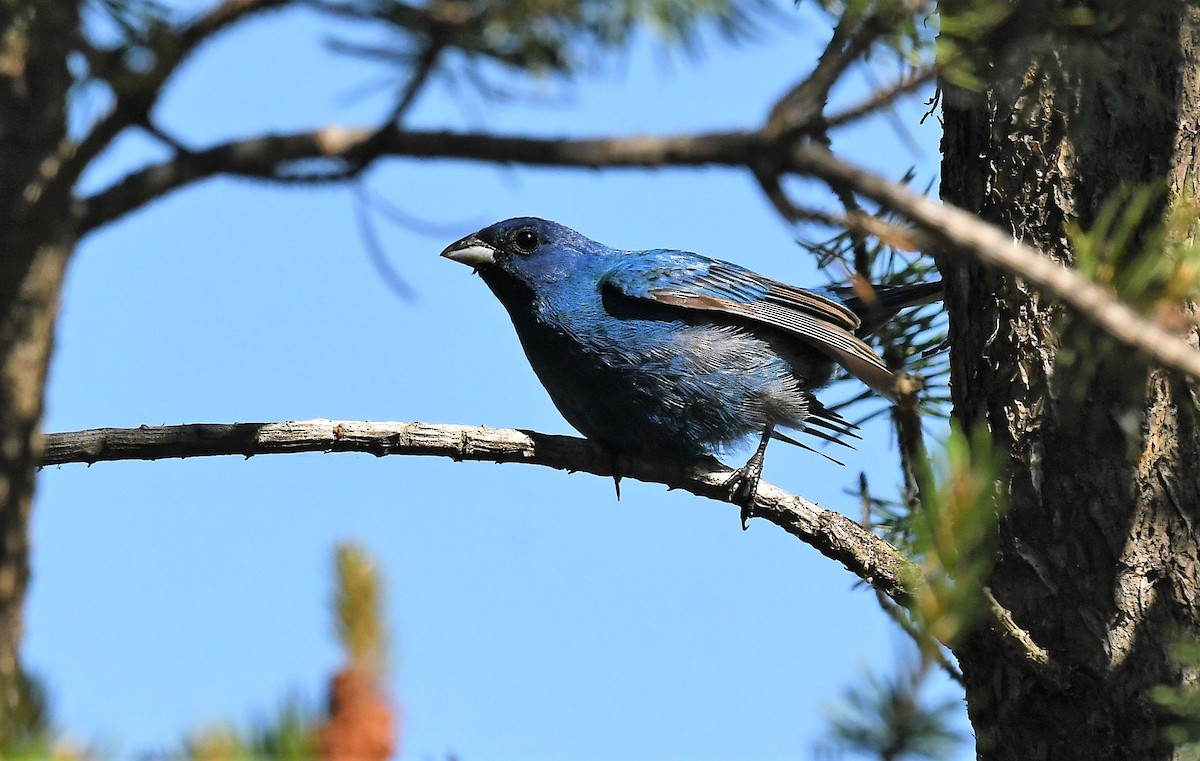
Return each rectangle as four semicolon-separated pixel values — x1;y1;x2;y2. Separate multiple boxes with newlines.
441;217;939;468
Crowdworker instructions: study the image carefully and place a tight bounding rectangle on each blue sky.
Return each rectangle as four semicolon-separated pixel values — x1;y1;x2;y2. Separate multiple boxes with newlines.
30;2;966;758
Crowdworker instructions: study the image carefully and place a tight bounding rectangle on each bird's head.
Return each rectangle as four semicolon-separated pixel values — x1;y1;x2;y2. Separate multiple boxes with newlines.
441;217;605;291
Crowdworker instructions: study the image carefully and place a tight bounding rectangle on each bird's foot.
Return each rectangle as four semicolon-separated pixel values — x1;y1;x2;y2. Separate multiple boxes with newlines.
724;456;765;531
725;424;774;530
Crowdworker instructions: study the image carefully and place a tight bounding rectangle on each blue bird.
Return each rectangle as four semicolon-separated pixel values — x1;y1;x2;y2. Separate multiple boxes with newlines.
441;217;939;526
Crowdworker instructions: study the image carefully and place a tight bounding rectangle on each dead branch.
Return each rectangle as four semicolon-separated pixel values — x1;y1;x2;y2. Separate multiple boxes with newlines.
42;419;917;604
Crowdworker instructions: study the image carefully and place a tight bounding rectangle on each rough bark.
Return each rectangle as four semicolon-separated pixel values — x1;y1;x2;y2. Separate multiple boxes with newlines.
940;3;1200;758
0;0;78;735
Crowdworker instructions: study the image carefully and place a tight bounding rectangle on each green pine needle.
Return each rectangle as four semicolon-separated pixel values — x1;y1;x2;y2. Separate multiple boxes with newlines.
334;542;388;679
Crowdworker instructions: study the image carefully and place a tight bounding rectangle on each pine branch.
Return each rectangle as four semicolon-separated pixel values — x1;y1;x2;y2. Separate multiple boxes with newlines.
75;123;1200;381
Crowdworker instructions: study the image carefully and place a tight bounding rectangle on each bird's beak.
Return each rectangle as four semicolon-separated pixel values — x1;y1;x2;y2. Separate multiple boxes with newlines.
441;235;496;267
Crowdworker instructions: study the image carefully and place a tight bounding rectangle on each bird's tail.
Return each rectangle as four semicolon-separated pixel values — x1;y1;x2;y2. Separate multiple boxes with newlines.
839;280;943;315
832;280;943;336
772;398;862;465
865;281;943;311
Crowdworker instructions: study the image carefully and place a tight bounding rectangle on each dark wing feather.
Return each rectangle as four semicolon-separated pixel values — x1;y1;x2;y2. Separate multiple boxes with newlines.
603;253;898;401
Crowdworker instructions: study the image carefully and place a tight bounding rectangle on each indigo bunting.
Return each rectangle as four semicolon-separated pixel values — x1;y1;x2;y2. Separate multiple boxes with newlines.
442;217;939;525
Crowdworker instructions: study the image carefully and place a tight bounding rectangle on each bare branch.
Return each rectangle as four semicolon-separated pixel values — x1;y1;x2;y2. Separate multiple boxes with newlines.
876;589;965;685
75;127;761;233
41;0;296;218
42;419;916;603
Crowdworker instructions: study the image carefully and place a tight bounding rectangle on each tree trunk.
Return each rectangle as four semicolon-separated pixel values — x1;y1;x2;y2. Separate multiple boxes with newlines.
0;0;79;739
940;3;1200;758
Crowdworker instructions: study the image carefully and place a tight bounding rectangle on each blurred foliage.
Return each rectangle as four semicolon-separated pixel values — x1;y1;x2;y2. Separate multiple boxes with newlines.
171;543;392;760
0;668;53;759
77;0;773;113
1153;637;1200;758
1069;184;1200;319
183;728;250;761
318;0;770;88
182;698;319;761
853;424;1004;659
250;699;321;759
937;0;1196;109
334;542;389;680
1058;184;1200;401
805;0;938;66
824;425;995;761
159;542;392;761
907;424;1002;652
818;662;963;761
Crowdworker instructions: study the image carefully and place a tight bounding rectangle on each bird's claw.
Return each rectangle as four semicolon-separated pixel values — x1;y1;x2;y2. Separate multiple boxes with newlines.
724;460;763;530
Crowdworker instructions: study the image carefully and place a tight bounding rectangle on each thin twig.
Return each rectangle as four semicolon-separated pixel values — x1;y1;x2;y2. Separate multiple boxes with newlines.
892;374;926;509
983;587;1066;686
766;0;928;137
352;183;417;301
38;0;295;217
877;590;966;685
859;474;963;686
823;64;939;131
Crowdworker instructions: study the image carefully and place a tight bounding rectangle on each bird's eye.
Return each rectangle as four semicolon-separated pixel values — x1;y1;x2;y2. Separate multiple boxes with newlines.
512;229;539;254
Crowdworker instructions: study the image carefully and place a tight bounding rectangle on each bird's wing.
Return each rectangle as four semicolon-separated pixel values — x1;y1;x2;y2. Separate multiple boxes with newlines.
602;251;898;401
